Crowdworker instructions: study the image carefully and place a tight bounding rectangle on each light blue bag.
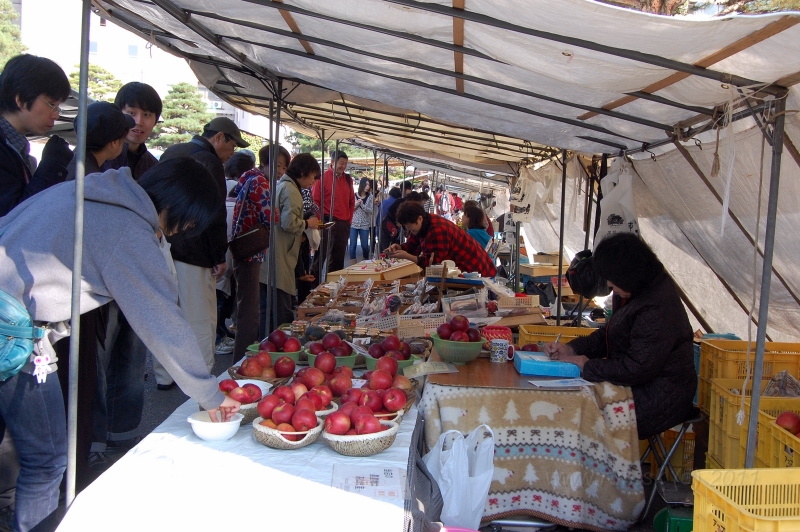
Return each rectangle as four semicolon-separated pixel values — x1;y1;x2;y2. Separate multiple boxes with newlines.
0;288;45;381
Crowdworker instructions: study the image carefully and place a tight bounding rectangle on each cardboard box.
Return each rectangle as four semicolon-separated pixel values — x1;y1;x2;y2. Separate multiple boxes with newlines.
519;263;569;278
328;260;421;282
533;252;560;265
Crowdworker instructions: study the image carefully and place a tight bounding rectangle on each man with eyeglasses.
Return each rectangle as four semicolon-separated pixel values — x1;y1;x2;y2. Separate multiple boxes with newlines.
0;54;73;217
156;117;249;388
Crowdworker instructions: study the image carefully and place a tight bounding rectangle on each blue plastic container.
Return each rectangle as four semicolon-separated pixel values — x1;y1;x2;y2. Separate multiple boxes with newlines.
513;351;580;377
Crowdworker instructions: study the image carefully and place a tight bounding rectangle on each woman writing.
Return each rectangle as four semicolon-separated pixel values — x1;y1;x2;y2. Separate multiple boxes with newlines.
269;153;321;327
0;159;240;531
349;177;374;264
544;233;696;439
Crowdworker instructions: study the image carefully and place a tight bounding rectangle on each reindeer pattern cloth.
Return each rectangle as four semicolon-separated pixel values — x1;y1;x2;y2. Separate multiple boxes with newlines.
420;382;645;531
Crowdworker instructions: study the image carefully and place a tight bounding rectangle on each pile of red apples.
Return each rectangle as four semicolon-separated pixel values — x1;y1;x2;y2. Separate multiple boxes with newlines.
306;332;355;358
364;334;413;360
436;315;482;342
238;350;296;380
259;329;303;354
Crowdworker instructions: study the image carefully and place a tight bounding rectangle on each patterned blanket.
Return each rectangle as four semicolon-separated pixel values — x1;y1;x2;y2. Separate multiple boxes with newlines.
420;382;645;531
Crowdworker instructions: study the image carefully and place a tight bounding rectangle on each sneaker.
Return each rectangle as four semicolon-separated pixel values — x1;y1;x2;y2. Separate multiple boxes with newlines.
215;336;235;355
225;318;237;335
0;506;14;532
156;382;175;391
87;451;112;472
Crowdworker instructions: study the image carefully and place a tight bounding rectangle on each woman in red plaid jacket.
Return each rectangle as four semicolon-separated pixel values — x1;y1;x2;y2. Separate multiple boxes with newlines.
386;201;496;277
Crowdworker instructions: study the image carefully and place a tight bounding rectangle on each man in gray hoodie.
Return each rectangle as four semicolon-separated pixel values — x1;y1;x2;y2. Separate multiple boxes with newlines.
0;158;240;532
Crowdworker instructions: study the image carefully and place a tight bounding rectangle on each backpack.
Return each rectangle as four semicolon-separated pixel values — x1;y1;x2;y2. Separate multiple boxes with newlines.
566;250;611;299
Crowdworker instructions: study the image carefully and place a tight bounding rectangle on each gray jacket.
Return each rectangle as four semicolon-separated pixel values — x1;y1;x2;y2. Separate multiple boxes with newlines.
265;174;306;294
0;168;223;409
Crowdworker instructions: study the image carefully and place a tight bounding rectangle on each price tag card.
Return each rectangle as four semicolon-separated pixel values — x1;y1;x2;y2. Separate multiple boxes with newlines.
331;465;406;502
351;378;368;388
403;361;458;379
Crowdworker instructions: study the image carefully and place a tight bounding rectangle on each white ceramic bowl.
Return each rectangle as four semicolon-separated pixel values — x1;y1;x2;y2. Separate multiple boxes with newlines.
235;379;272;396
187;411;244;442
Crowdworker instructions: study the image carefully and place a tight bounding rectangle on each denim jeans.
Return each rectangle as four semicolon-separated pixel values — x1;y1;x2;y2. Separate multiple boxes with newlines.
349;227;370;261
94;301;147;447
0;372;67;532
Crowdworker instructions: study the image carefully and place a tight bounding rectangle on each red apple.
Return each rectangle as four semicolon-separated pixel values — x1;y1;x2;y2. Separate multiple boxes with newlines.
449;330;469;342
339;342;353;356
282;337;302;353
268;329;288;349
345;429;358;436
260;367;277;379
450;315;470;332
436;323;453;340
324;411;351;435
239;357;264;378
329;373;352;397
332;366;354;378
359;389;383;412
218;379;238;393
276;422;298;441
295;367;310;380
255;351;273;368
376;356;399;377
257;395;282;419
272;385;295;405
367;343;385;359
339;402;358;418
356;415;383;435
295;397;317;412
383;387;407;412
329;345;349;358
322;333;342;350
314;352;337;374
521;344;540;352
341;387;363;405
776;411;800;435
271;403;296;425
362;370;374;382
289;381;308;402
369;369;393;391
392;374;413;392
260;418;277;429
350;406;374;424
384;350;404;362
466;328;482;342
307;341;325;355
228;387;251;404
259;339;277;352
310;385;333;407
381;335;401;352
291;409;318;432
301;367;326;389
273;356;296;378
243;383;263;403
398;342;412;359
300;391;324;410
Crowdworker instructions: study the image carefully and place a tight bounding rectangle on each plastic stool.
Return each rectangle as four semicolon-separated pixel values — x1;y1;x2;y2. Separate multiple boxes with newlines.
653;506;693;532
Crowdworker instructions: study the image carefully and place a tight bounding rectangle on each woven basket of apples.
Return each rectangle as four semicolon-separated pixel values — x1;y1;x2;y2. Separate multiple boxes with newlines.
252;416;323;450
229;347;298;386
323;420;399;457
431;315;485;364
217;379;271;424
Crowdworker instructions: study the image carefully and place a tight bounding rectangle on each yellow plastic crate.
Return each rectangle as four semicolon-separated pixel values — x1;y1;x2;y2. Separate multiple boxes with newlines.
518;324;595;346
708;379;750;468
738;396;800;469
640;429;697;483
698;340;800;414
768;420;800;469
705;452;723;469
692;468;800;532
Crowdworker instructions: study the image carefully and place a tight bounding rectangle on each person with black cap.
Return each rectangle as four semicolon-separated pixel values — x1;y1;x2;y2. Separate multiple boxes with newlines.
66;102;135;180
544;233;696;439
156;117;249;389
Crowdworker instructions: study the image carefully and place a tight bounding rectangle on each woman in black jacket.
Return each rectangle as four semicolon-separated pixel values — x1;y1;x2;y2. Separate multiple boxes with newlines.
545;233;696;439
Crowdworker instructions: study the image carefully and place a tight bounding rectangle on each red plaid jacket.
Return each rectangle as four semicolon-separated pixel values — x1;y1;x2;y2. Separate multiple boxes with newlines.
401;214;496;276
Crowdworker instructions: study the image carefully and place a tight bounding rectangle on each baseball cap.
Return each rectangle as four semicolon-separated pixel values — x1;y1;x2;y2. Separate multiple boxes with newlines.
79;102;135;152
204;117;249;148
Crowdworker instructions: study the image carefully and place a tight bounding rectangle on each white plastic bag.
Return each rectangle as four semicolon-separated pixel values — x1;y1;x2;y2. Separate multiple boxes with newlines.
423;425;494;530
594;160;639;249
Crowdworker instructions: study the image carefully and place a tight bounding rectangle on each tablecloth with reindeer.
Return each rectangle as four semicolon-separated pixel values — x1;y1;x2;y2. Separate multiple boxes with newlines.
419;382;645;531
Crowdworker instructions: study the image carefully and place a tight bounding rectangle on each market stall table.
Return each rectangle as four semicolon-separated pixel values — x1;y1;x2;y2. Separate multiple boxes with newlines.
419;352;645;531
56;394;434;532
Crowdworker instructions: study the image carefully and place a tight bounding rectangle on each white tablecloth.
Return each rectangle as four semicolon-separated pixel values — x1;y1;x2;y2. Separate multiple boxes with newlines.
57;395;419;532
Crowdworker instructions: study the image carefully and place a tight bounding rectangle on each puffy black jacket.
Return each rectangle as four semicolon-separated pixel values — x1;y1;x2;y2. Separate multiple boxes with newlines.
568;272;696;439
0;130;69;217
160;136;227;268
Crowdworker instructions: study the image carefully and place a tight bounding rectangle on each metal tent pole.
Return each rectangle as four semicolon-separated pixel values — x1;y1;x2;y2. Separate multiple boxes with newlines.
318;131;326;281
514;222;521;294
593;154;608;240
322;140;339;281
556;149;567;326
371;150;378;258
744;95;787;467
265;98;274;329
269;80;283;329
66;0;92;508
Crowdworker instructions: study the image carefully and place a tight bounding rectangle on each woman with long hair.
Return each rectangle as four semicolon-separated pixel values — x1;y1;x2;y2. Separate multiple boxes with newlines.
349;177;374;264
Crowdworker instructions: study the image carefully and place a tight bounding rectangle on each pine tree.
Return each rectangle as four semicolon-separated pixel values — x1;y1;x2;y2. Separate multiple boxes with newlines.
478;406;492;425
524;463;539;484
151;82;212;148
0;0;26;68
504;400;519;423
69;64;122;102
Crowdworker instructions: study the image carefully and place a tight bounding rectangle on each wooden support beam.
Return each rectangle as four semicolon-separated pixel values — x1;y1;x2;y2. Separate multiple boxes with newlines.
273;0;315;55
453;0;465;93
578;16;799;120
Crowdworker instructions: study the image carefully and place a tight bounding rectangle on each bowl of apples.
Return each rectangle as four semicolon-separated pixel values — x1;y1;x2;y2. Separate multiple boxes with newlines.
305;333;358;368
217;379;271;424
252;413;323;450
253;329;305;362
364;334;420;370
228;350;296;387
323;417;400;457
431;315;484;364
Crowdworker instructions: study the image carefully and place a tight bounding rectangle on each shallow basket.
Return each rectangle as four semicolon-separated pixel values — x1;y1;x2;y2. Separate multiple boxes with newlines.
314;401;339;418
323;420;399;456
238;402;261;424
252;417;323;450
228;367;291;387
431;334;484;364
